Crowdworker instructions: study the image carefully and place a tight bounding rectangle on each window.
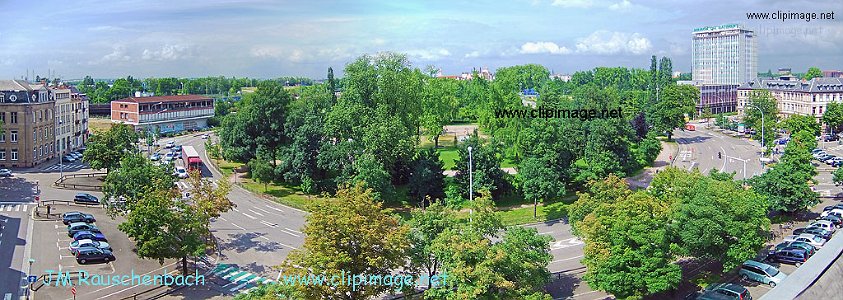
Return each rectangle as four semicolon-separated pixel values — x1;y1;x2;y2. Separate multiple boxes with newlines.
33;148;36;159
10;131;18;142
10;112;17;124
11;149;18;161
33;131;36;142
0;150;4;160
0;112;4;124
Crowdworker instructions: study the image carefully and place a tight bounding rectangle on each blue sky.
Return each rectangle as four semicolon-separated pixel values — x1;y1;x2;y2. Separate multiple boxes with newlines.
0;0;840;79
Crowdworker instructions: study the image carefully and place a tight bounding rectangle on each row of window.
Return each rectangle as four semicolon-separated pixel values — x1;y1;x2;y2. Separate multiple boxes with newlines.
0;144;56;161
0;127;53;143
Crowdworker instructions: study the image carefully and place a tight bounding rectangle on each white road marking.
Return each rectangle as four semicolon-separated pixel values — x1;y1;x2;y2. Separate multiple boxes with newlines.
550;255;584;264
265;205;284;212
550;238;584;250
260;220;277;228
285;227;302;234
251;207;272;214
279;228;301;237
242;213;257;220
231;223;246;230
248;209;264;217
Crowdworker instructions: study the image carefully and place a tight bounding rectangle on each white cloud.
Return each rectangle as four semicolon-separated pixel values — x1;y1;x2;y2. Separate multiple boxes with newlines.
101;45;130;62
405;48;451;61
251;46;353;63
519;42;572;55
465;51;481;58
87;25;127;32
575;31;651;55
250;46;285;59
141;44;191;61
372;38;386;46
0;58;14;66
608;0;632;11
551;0;593;8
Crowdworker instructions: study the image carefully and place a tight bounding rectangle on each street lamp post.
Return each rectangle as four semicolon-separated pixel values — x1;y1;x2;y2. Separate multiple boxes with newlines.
467;146;473;222
27;258;35;299
746;104;766;162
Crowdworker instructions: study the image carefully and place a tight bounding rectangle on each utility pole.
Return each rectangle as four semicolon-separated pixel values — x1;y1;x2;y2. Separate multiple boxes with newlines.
467;146;473;223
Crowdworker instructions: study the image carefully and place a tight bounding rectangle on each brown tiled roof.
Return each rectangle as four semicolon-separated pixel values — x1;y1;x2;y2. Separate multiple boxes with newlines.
114;94;212;104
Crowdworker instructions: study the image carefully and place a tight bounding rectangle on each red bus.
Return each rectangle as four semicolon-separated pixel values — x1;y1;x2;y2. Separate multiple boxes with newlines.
182;146;202;171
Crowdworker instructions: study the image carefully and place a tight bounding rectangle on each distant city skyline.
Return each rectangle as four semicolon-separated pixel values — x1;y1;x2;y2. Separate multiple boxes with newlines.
1;0;840;79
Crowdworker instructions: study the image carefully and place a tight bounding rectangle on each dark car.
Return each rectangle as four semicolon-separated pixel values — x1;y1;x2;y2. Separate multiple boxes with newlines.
72;231;107;242
823;204;843;211
699;283;752;300
74;193;100;205
767;248;809;266
822;214;842;227
75;247;115;264
61;212;96;225
772;241;816;256
793;227;833;240
67;223;101;237
173;145;183;152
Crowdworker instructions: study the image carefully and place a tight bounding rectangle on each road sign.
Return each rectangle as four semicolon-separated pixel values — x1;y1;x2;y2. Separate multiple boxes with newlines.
71;287;76;295
27;275;37;283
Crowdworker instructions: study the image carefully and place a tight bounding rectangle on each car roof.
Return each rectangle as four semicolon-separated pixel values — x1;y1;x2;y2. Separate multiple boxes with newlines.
76;246;102;252
69;222;91;226
742;260;772;269
63;211;83;216
74;239;94;244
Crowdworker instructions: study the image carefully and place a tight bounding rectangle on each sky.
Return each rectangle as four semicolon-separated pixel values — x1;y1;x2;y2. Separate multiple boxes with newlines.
0;0;841;80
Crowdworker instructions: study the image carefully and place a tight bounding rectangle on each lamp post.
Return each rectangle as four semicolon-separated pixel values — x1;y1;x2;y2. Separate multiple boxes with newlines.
27;258;35;299
467;146;473;222
746;104;766;159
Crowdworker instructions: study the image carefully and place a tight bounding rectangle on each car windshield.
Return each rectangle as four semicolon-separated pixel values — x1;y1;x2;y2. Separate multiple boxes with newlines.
765;266;779;276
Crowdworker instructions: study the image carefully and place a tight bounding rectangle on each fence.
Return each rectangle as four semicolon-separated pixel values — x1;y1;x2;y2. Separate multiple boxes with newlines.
53;172;107;191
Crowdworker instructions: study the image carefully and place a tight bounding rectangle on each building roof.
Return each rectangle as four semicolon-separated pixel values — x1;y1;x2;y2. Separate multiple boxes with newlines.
0;80;34;92
738;78;843;93
114;94;212;104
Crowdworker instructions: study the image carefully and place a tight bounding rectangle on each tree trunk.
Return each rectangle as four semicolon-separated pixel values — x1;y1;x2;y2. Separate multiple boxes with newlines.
182;256;188;274
534;198;538;218
433;134;440;149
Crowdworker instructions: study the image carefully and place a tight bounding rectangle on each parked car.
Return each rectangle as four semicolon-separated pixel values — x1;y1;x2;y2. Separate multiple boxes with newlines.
820;208;843;219
173;145;182;152
72;231;107;242
70;152;83;159
149;153;161;161
767;248;810;266
74;193;100;205
165;141;175;148
823;204;843;211
67;222;100;237
818;154;834;162
821;214;843;227
62;155;76;162
201;134;210;139
813;151;829;158
0;168;11;177
739;260;787;287
828;157;843;165
783;234;826;249
69;239;111;254
808;220;837;233
777;138;789;145
61;212;95;225
771;241;816;257
173;166;188;179
699;283;752;300
75;247;115;264
793;227;832;240
163;152;175;161
812;149;823;154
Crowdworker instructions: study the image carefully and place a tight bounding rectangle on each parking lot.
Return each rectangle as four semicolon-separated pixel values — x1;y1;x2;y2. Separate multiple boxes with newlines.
31;203;180;300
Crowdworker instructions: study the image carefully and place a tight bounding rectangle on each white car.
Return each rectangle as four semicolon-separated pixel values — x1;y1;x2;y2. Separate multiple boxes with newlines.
165;141;175;149
0;168;12;177
174;166;188;179
163;152;175;161
809;220;837;233
783;234;826;249
201;134;210;139
820;209;843;219
69;239;111;254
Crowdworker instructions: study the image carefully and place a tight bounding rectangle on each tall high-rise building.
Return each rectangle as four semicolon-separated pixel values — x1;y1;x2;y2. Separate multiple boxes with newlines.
692;24;757;85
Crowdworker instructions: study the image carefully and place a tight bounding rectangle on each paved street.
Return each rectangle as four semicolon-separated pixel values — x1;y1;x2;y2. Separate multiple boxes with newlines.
0;174;36;300
672;122;767;179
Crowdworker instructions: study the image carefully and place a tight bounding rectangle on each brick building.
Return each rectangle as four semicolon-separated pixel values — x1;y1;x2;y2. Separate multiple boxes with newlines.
111;94;214;134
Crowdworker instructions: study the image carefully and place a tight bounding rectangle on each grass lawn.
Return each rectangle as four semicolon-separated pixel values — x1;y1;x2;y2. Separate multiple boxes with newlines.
495;194;576;226
88;117;114;132
437;147;460;170
240;180;319;210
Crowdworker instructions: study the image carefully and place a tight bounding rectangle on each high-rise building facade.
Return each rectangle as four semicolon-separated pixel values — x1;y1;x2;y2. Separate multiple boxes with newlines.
692;24;757;85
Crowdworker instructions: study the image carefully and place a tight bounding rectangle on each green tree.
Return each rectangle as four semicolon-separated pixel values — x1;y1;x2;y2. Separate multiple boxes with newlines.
219;81;292;164
421;77;458;148
249;156;274;192
406;202;459;288
744;90;779;150
453;132;511;200
780;114;820;136
803;67;822;80
102;153;174;216
822;102;843;134
278;183;409;300
408;148;446;206
519;156;565;218
749;130;818;213
834;167;843;186
119;187;207;274
424;194;552;300
82;123;139;173
651;84;697;140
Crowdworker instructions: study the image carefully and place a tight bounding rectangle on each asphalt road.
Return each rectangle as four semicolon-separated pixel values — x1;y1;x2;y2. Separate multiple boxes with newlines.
0;175;36;300
672;122;767;179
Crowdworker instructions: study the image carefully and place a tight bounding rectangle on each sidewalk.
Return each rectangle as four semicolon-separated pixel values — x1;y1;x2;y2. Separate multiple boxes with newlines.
626;140;679;189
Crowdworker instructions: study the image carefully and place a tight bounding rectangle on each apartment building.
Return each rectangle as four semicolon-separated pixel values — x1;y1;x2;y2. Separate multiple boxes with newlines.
52;86;89;157
737;77;843;120
111;94;214;134
0;80;56;168
692;24;757;85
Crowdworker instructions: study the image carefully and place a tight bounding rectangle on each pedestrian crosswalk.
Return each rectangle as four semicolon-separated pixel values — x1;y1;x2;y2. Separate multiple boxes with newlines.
41;162;88;172
211;264;274;293
0;203;33;212
176;179;219;190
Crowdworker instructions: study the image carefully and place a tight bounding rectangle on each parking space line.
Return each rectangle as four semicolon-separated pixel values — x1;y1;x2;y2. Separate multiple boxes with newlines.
550;255;584;264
